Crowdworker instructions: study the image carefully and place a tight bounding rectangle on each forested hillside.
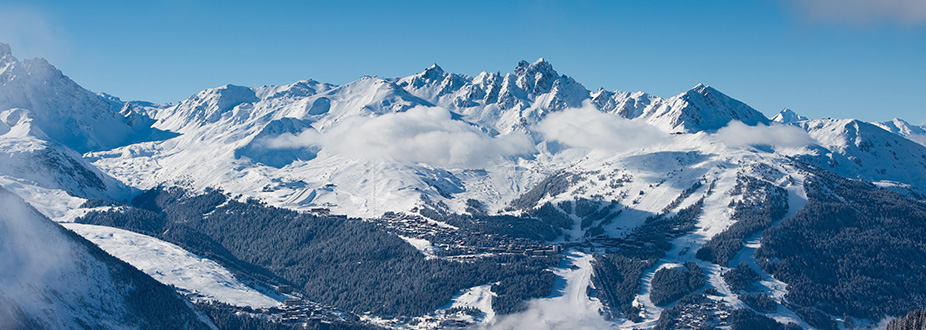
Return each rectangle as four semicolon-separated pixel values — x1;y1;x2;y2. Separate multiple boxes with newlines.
78;187;559;318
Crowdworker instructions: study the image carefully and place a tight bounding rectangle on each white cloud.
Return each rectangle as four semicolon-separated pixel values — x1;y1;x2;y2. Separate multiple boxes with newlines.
904;134;926;147
487;298;613;330
537;102;670;152
713;120;816;148
260;106;535;168
787;0;926;26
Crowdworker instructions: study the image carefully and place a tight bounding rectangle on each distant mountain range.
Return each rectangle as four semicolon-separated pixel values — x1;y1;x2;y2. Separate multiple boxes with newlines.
3;42;926;329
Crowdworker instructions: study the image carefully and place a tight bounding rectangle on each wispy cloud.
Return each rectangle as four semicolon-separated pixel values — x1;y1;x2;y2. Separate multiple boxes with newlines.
488;298;613;330
537;102;670;152
713;120;817;148
0;6;67;60
787;0;926;26
0;189;73;329
259;106;536;168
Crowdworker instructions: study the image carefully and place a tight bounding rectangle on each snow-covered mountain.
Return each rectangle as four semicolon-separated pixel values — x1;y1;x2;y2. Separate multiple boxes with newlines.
0;44;155;207
636;83;770;132
4;42;926;329
79;58;786;220
0;187;212;330
0;118;132;201
770;108;807;123
0;43;172;153
874;117;926;147
797;118;926;195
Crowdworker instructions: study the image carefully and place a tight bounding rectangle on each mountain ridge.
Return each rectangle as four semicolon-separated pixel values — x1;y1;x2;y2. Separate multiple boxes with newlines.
4;43;926;329
0;43;172;153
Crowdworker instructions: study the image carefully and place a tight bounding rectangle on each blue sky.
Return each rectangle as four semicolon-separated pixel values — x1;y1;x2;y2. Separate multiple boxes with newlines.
1;0;924;123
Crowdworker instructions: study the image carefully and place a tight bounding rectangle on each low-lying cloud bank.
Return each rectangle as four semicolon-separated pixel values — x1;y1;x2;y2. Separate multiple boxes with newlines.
260;106;536;168
487;298;613;330
537;103;670;152
713;120;817;148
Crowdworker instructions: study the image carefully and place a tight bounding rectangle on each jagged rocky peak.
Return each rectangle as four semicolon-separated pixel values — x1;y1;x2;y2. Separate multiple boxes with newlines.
400;64;451;87
685;83;718;98
420;63;445;79
590;87;612;105
592;88;659;120
682;83;748;104
641;83;769;132
0;45;58;81
260;79;333;100
513;58;563;94
514;58;555;75
0;44;14;70
0;43;11;57
771;108;808;123
683;83;769;126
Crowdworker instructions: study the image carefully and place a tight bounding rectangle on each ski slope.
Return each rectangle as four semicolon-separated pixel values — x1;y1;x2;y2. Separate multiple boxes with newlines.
64;223;280;308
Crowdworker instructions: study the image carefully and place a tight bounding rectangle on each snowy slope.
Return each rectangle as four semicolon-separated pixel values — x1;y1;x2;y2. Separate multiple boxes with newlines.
0;110;133;218
64;223;280;308
0;132;134;200
491;252;612;330
0;187;212;330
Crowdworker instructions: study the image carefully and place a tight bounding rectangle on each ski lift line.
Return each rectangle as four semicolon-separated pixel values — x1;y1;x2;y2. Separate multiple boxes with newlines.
372;160;377;217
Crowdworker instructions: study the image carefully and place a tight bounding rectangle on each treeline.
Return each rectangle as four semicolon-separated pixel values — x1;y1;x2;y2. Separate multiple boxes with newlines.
722;263;761;293
593;251;659;321
592;198;705;321
649;262;705;306
78;187;559;318
696;176;788;266
739;293;777;313
755;165;926;321
660;179;705;215
491;270;556;314
79;189;284;286
727;309;800;330
571;198;620;230
888;307;926;330
422;198;572;242
508;171;574;210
